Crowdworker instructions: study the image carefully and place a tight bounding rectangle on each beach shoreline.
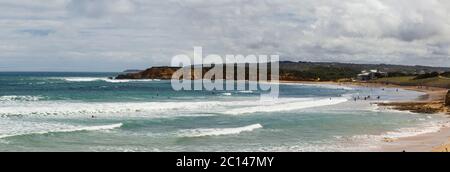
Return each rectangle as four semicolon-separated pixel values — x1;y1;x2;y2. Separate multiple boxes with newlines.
281;80;450;152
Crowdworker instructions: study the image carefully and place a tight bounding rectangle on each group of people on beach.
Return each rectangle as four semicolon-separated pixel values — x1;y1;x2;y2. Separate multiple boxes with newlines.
352;87;399;102
353;95;380;101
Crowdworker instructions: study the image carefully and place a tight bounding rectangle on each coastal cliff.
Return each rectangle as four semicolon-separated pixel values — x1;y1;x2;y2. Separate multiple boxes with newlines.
116;67;181;80
115;65;272;80
115;66;210;80
114;64;354;81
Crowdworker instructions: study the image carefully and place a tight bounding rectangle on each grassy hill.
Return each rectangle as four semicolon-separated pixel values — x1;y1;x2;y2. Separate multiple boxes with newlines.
280;66;360;81
280;61;450;74
279;61;450;81
374;76;450;88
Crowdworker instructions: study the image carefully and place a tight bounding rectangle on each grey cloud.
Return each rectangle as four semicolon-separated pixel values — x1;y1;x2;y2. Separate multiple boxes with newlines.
18;29;55;37
0;0;449;71
396;23;441;42
67;0;136;18
428;42;450;56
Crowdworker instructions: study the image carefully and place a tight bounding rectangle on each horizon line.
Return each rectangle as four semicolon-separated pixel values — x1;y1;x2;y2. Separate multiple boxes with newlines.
1;60;449;73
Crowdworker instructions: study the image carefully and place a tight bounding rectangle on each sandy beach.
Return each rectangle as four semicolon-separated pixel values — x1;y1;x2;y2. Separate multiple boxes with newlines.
282;80;450;152
337;82;450;152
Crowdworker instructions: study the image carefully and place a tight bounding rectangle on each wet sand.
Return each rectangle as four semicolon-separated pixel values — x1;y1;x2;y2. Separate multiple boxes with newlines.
378;126;450;152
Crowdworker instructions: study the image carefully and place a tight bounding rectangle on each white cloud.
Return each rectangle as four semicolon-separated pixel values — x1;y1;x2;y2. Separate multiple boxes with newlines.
0;0;449;71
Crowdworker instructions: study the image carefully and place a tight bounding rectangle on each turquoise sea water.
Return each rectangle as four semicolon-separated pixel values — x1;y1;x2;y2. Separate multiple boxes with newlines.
0;72;449;152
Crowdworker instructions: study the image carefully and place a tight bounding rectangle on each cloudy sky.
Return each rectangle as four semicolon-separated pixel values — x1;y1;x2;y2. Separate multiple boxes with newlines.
1;0;450;71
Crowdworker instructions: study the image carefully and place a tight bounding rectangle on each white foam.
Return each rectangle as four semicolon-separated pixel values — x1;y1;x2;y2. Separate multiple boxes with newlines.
179;124;263;137
221;93;232;96
381;121;450;139
0;101;226;117
0;95;44;102
105;79;155;83
0;97;350;117
246;141;376;152
272;82;354;90
55;77;155;83
297;121;450;152
224;97;348;115
238;90;254;93
0;121;122;139
296;83;354;90
347;120;450;146
61;77;106;82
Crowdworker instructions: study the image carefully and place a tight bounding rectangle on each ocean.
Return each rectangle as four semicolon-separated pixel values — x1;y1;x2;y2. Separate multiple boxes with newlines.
0;72;449;152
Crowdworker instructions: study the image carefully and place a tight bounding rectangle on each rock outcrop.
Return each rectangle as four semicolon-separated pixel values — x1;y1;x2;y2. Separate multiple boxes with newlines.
115;65;267;80
116;67;181;80
446;90;450;106
377;101;445;114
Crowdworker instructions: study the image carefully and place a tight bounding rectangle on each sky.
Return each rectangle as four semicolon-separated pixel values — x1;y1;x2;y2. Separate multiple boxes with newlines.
0;0;450;72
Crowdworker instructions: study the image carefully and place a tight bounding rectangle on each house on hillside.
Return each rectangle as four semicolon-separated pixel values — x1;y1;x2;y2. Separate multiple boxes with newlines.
357;69;388;81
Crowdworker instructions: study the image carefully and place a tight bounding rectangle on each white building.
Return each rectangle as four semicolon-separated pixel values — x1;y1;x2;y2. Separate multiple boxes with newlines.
357;69;387;81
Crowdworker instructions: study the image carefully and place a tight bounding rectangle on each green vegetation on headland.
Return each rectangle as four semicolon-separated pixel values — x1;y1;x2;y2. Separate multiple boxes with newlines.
374;76;450;89
280;66;359;81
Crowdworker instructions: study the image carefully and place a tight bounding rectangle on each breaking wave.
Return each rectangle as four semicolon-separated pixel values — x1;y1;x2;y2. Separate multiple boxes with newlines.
351;121;450;141
0;101;224;117
221;93;232;96
238;90;254;93
54;77;156;83
0;123;123;139
0;97;349;117
0;95;45;102
178;124;263;137
262;82;355;90
224;97;348;115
